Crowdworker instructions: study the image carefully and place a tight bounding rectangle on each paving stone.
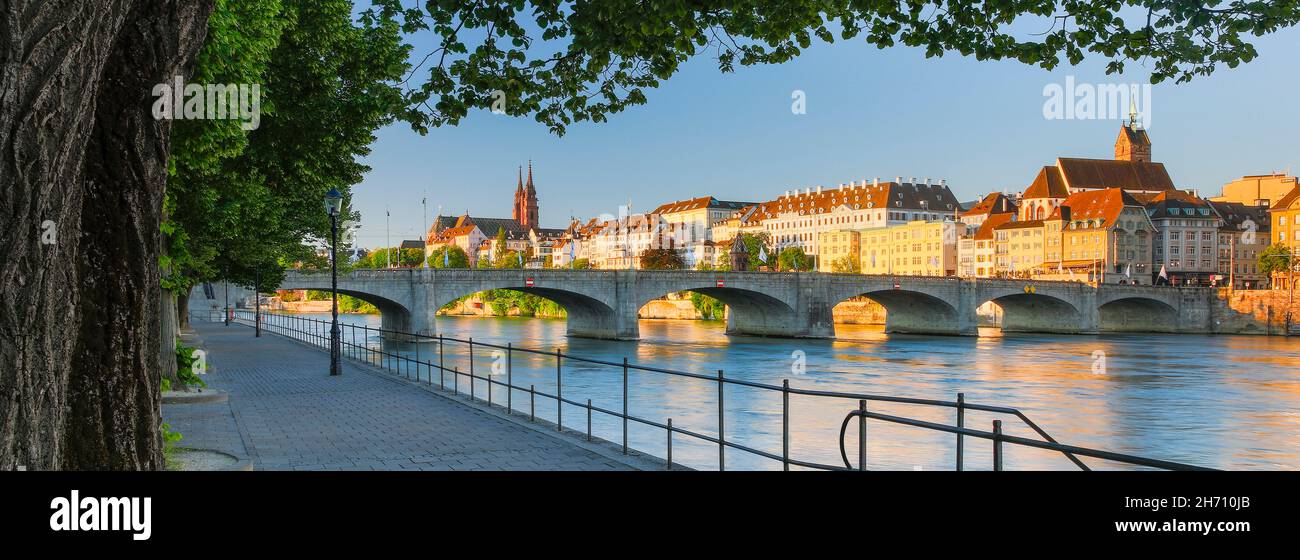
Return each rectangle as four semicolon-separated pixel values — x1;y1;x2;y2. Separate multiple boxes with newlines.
163;322;631;471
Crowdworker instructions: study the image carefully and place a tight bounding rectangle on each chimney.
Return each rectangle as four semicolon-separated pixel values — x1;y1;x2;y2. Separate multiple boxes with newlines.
817;185;823;194
783;190;790;198
909;177;917;185
924;177;930;186
874;178;880;188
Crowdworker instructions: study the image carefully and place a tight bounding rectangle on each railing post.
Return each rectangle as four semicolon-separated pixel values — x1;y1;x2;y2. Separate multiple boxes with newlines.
857;399;867;471
586;399;592;442
415;339;421;383
992;420;1004;471
666;418;673;471
438;334;444;389
529;384;535;422
782;379;790;471
956;392;965;472
506;343;513;414
468;337;475;399
622;357;629;455
555;348;563;432
717;369;725;472
453;366;459;395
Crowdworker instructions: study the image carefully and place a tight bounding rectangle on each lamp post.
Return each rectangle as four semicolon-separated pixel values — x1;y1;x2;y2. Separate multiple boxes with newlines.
254;268;261;337
223;266;230;326
325;188;344;376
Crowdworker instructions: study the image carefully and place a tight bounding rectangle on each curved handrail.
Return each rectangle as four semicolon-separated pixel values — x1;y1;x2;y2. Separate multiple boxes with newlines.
837;407;1211;471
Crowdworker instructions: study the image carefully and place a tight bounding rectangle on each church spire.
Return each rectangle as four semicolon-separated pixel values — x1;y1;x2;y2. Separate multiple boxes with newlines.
1127;96;1141;129
516;166;524;193
526;159;535;192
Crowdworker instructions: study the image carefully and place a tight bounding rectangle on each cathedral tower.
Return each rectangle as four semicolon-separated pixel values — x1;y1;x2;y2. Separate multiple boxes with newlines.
513;161;539;229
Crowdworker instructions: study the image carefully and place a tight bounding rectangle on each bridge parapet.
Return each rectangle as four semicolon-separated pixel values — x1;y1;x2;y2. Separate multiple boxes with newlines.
280;269;1223;340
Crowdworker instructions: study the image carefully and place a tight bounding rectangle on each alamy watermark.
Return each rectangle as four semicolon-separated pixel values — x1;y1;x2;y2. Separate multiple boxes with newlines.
152;76;261;130
1042;76;1152;128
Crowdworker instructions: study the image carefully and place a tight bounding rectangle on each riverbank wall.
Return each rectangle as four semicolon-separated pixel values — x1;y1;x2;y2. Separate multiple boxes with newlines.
1213;289;1300;335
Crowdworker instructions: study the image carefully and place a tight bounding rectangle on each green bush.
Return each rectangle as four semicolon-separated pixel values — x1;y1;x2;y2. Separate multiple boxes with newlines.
175;340;207;389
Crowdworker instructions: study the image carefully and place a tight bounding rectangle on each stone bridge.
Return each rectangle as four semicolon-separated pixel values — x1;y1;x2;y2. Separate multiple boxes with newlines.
279;269;1231;340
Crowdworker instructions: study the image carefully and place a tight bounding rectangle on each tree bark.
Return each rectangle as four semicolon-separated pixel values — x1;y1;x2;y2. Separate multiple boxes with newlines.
177;291;191;331
0;0;214;470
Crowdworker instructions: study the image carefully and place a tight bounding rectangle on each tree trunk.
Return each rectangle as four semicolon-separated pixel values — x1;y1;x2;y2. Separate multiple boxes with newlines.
0;0;214;470
160;289;180;391
177;291;191;331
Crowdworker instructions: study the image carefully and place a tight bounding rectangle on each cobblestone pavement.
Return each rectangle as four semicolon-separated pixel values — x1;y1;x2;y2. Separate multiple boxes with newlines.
164;321;634;471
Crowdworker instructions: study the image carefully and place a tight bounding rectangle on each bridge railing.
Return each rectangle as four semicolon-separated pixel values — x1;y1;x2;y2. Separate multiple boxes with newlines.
227;309;1211;471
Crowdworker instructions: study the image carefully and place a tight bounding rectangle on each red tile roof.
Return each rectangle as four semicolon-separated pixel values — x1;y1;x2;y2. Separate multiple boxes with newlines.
1023;166;1070;199
742;182;959;225
1024;158;1175;199
974;213;1015;240
962;192;1018;217
1049;188;1143;229
1056;157;1175;191
1270;184;1300;210
651;196;751;215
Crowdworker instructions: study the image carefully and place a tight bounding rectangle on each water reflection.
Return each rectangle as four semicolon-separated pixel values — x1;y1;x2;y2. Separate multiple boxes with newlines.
283;313;1300;471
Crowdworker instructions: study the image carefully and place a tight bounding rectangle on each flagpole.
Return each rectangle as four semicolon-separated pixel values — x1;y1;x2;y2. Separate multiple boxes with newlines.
385;206;391;269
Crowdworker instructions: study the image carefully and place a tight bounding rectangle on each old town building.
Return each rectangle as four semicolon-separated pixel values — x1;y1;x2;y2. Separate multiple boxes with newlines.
1213;173;1298;207
734;178;959;267
1018;122;1176;222
1208;201;1270;289
1043;188;1157;284
1146;190;1223;285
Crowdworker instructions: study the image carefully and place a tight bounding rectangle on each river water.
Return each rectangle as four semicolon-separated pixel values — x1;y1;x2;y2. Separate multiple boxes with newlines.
273;312;1300;471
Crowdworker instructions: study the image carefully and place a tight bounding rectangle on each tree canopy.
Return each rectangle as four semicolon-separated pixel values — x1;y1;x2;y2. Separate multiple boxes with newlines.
1258;243;1294;278
370;0;1300;135
167;0;411;293
640;248;687;270
777;246;813;272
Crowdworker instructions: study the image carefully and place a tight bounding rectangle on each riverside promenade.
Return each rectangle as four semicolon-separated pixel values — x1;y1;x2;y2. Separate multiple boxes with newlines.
163;322;637;471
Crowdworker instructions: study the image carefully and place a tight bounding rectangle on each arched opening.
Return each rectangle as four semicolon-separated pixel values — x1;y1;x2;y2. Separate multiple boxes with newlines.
1099;297;1178;333
277;286;415;333
437;285;625;339
639;287;801;338
983;293;1085;334
833;290;967;336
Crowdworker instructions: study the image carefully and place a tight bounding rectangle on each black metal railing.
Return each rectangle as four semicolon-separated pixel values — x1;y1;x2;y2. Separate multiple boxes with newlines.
220;309;1211;471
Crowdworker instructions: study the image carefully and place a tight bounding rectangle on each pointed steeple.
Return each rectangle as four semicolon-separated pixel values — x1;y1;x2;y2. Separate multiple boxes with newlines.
526;160;535;192
516;166;524;193
1127;96;1141;129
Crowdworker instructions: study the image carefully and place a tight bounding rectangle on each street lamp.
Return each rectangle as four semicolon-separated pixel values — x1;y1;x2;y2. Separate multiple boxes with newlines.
324;188;344;376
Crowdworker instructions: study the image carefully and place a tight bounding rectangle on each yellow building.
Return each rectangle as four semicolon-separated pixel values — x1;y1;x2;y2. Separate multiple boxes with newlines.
1215;173;1298;207
1044;188;1156;284
1270;185;1300;253
856;220;959;276
818;230;861;272
993;220;1046;278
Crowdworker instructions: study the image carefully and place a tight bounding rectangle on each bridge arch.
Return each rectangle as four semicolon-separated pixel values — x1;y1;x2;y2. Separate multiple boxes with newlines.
984;292;1085;333
1098;297;1178;333
831;288;968;336
277;275;422;336
430;273;628;339
634;285;801;338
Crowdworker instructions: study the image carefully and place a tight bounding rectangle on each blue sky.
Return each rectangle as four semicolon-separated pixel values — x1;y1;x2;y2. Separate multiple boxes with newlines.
349;19;1300;248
